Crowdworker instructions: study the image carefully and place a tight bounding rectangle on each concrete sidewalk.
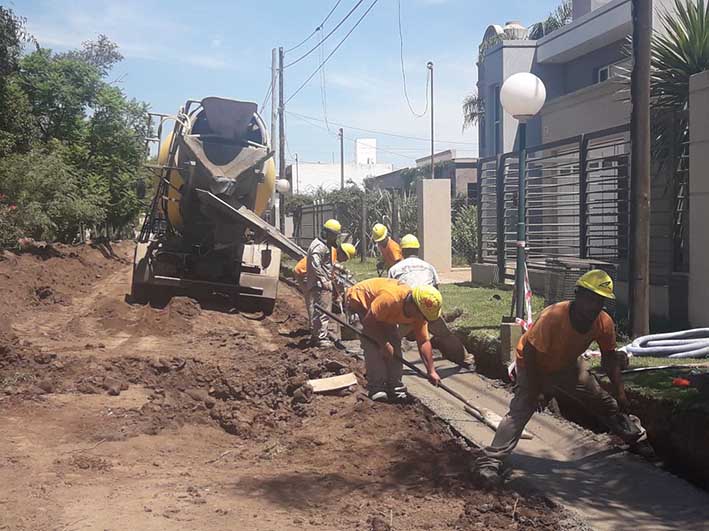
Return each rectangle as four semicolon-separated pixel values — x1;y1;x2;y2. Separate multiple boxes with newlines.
402;351;709;531
437;267;471;285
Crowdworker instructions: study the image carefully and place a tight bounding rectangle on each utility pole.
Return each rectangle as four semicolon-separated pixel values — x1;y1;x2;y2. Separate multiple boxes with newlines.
361;194;367;263
339;128;344;190
295;153;299;195
629;0;651;337
428;61;434;179
278;46;286;233
270;48;278;228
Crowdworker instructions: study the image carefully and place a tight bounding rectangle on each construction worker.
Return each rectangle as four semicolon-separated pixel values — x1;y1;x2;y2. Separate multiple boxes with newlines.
345;278;442;402
388;234;473;367
372;223;403;273
305;219;342;348
294;243;356;292
473;270;647;487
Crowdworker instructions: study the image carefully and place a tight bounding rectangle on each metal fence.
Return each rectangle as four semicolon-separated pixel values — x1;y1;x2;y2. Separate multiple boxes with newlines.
292;202;335;250
478;125;631;280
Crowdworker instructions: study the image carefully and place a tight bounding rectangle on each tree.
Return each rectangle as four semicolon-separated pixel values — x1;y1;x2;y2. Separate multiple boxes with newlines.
462;93;484;132
649;0;709;158
529;1;573;40
60;34;123;77
452;204;478;265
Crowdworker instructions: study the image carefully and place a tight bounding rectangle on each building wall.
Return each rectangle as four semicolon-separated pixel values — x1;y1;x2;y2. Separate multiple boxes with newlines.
562;41;626;95
417;179;452;273
689;70;709;326
540;80;629;143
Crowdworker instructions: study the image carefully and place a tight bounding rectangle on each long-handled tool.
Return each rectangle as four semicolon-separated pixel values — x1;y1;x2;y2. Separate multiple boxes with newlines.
315;303;532;439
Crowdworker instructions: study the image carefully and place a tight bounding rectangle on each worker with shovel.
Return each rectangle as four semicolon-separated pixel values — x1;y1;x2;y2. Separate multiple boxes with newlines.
473;270;647;487
345;278;442;402
305;219;342;348
388;234;474;367
372;223;403;274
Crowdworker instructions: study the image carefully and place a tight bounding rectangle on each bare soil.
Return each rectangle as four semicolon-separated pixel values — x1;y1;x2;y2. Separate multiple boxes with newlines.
0;242;567;530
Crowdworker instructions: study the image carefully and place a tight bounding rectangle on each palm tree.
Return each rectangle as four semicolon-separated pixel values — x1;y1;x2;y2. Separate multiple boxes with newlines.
649;0;709;270
462;93;484;132
651;0;709;154
529;0;573;40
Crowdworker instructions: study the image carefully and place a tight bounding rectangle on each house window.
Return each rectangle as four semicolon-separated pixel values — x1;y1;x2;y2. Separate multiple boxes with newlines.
596;65;610;83
493;85;502;154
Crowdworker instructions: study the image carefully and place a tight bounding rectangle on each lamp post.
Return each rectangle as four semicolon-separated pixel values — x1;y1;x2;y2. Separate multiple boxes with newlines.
500;72;546;319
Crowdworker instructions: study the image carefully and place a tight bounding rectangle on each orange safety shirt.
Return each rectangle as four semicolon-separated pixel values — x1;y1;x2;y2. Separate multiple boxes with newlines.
516;301;616;374
345;278;429;343
378;238;403;268
295;248;338;279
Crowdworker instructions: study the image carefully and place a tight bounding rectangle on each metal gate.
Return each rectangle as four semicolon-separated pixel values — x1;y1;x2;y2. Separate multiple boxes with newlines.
478;125;631;280
292;201;335;250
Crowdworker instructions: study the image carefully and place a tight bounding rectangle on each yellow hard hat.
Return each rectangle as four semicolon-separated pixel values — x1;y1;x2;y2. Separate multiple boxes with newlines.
340;243;356;261
411;285;442;321
323;219;341;234
576;269;615;300
372;223;388;242
400;234;420;250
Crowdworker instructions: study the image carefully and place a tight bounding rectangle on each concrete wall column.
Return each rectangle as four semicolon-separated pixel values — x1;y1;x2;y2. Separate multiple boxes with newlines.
417;179;452;274
689;70;709;326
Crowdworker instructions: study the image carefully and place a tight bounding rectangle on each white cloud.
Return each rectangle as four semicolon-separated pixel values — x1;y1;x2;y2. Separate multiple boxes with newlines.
24;1;241;72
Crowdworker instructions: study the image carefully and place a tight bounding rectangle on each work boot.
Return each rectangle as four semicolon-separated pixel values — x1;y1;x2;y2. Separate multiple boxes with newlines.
606;413;643;445
390;385;414;404
472;466;503;489
368;390;388;402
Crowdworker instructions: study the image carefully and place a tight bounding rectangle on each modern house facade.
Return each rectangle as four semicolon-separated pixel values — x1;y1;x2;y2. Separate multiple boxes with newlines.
476;0;685;323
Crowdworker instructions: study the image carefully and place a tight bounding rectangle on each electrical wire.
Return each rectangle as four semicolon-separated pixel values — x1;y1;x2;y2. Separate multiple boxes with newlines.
285;0;345;53
286;110;478;146
285;0;366;68
286;0;381;104
397;0;429;118
288;111;415;161
260;80;273;114
318;27;331;131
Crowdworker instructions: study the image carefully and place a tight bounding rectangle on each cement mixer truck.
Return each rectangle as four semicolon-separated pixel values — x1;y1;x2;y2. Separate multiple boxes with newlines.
132;97;304;313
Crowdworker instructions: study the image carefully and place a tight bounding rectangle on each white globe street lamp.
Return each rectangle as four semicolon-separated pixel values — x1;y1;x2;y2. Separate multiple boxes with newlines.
500;72;546;319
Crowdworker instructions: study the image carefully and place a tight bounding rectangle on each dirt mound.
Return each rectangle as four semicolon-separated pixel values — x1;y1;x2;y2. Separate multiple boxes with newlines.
0;240;131;326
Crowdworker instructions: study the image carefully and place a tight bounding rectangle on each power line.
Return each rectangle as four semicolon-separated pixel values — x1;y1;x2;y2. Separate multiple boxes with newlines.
285;0;345;53
397;0;429;118
286;0;380;104
259;80;273;114
318;27;331;131
288;111;415;161
286;110;478;146
285;0;366;68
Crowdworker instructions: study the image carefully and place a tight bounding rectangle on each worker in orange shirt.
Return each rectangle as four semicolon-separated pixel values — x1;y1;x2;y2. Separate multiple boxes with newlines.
371;223;402;274
345;278;442;402
473;270;647;487
293;243;357;292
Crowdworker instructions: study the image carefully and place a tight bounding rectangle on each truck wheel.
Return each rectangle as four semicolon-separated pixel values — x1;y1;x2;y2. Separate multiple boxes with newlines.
260;298;276;316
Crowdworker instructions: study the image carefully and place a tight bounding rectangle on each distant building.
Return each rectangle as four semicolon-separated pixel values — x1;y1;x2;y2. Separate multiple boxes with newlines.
366;150;479;202
286;138;393;193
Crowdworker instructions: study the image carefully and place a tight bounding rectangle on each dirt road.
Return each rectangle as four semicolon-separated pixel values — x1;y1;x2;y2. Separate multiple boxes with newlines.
0;242;566;530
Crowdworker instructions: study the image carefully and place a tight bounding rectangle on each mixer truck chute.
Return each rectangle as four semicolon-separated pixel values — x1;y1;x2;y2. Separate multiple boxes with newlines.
133;97;304;313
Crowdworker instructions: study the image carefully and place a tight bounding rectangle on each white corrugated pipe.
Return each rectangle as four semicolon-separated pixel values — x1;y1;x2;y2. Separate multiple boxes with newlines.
625;329;709;358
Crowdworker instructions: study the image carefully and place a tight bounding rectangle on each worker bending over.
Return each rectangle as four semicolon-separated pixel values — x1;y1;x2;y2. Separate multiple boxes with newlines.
474;270;646;487
388;234;473;367
305;219;342;348
372;223;402;274
345;278;442;402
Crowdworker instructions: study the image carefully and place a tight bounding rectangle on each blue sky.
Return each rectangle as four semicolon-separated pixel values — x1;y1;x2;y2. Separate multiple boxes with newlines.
13;0;559;168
